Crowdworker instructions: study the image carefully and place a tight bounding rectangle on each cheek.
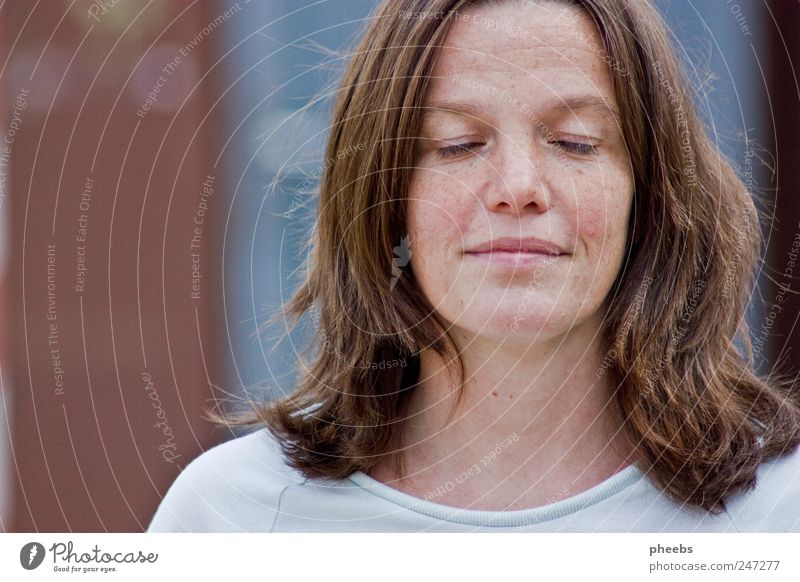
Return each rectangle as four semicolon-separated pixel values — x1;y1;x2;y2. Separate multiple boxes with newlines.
576;201;611;241
407;174;474;255
566;186;631;305
574;178;632;248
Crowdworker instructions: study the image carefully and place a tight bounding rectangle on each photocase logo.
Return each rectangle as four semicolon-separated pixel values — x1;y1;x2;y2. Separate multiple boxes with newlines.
389;235;412;291
20;542;46;570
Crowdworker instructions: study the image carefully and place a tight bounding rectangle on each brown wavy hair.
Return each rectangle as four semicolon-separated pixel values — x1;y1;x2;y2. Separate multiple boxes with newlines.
213;0;800;514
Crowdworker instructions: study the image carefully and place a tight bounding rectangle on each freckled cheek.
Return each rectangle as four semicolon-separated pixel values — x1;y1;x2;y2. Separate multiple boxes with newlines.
574;184;631;250
561;179;632;305
576;202;610;241
566;203;624;302
407;176;475;260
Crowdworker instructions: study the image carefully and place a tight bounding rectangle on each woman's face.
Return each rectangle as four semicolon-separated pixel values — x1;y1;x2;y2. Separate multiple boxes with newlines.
406;1;634;344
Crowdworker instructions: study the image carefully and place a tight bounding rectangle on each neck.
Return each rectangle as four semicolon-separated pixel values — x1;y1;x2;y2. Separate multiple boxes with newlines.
373;312;636;510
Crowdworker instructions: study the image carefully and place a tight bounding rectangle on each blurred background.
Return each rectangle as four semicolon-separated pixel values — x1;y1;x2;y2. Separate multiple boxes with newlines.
0;0;797;532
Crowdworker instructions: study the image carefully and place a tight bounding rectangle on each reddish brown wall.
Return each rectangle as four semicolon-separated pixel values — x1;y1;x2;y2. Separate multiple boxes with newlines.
5;1;226;531
767;3;800;380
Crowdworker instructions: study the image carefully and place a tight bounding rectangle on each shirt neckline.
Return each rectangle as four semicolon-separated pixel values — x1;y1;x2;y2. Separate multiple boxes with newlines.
347;463;646;527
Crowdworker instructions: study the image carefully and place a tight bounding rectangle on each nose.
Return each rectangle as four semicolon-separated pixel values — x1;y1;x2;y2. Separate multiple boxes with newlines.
485;138;551;214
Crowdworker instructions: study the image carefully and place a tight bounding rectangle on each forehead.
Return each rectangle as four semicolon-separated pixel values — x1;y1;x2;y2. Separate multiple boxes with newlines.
427;3;616;101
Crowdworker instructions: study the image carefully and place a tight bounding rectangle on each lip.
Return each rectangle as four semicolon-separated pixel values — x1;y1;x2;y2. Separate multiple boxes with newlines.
466;236;568;255
465;237;568;267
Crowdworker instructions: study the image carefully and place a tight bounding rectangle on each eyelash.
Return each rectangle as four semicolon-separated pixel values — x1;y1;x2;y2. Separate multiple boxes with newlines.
436;140;598;159
437;142;483;159
555;141;598;155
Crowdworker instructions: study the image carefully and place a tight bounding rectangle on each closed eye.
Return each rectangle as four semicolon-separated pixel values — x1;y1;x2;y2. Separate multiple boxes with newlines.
435;140;596;159
551;141;597;155
437;142;484;159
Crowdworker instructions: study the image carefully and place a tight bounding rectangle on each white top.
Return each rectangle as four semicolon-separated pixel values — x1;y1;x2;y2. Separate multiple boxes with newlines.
146;428;800;532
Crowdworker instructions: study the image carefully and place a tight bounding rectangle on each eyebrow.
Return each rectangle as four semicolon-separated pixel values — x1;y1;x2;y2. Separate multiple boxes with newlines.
422;95;620;123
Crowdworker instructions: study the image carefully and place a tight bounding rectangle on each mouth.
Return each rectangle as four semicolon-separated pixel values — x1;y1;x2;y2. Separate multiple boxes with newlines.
465;250;564;267
464;237;568;267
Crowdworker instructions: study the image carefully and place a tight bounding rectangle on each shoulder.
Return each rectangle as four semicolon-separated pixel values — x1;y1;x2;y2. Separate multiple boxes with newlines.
146;427;307;532
724;444;800;532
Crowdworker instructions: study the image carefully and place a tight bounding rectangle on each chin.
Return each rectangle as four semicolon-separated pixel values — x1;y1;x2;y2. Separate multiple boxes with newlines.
450;303;571;341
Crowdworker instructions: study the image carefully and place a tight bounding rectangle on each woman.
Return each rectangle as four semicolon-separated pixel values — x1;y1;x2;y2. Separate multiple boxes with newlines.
148;0;800;532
